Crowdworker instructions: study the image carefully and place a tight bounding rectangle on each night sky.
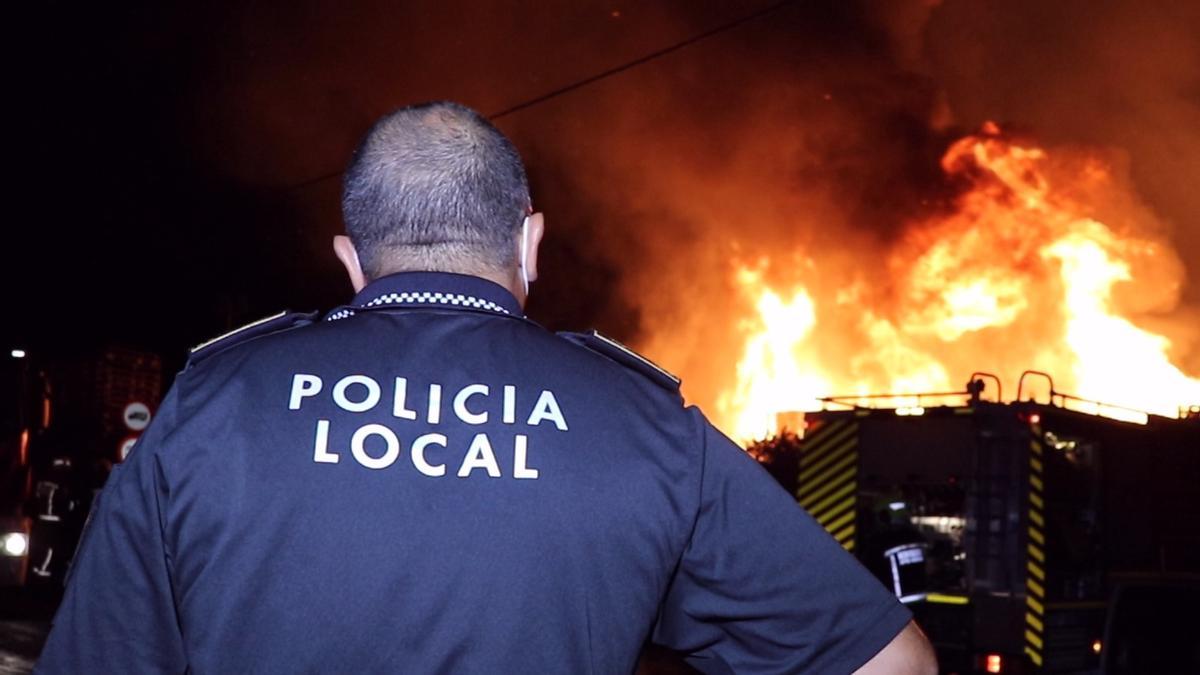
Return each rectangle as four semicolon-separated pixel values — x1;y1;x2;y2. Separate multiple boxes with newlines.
7;1;1200;379
9;1;758;360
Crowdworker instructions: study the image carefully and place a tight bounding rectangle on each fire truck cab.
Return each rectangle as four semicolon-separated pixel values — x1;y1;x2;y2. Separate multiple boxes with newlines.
1;346;163;591
757;373;1200;674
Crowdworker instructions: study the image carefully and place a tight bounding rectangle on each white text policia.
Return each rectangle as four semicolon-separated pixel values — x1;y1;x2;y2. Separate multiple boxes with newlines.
288;373;569;479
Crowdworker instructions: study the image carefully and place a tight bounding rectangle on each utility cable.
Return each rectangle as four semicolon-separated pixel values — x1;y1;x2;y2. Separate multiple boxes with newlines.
287;0;798;192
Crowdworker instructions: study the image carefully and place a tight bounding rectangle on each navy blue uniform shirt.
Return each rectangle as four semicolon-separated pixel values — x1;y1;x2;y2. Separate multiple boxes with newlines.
37;272;910;674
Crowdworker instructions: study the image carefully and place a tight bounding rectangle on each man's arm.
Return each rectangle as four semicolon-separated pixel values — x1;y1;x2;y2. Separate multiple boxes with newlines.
35;388;187;673
854;620;938;675
653;413;923;673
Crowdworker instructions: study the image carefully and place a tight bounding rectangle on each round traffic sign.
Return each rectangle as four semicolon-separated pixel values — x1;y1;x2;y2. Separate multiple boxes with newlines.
119;436;139;461
123;402;152;431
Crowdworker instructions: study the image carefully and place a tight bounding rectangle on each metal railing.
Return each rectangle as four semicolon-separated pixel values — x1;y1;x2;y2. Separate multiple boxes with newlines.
812;370;1166;425
817;372;1003;411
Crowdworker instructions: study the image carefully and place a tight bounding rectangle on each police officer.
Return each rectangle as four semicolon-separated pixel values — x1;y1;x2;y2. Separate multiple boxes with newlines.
37;102;935;673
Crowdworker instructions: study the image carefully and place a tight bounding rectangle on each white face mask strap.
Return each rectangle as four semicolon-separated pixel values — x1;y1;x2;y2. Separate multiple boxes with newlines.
519;216;530;296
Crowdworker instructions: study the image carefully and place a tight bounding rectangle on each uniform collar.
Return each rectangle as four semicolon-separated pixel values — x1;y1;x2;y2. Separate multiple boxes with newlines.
327;271;523;321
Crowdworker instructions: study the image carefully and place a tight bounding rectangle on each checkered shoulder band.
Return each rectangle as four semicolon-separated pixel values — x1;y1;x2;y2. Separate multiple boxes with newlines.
327;291;511;321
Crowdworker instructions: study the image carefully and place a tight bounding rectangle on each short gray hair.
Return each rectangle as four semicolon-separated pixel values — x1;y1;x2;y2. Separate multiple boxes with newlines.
341;101;531;278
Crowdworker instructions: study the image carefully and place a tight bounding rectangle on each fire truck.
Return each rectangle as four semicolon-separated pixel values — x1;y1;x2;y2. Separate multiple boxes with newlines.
755;371;1200;674
1;346;162;590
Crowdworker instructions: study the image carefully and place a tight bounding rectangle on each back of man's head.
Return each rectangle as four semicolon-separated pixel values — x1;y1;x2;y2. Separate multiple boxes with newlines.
342;101;530;280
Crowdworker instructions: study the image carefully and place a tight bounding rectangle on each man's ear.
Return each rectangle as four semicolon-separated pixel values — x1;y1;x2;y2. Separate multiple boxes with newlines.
333;235;367;292
524;212;545;284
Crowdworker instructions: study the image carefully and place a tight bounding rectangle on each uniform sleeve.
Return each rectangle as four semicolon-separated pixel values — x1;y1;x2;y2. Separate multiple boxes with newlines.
652;415;912;674
35;387;187;674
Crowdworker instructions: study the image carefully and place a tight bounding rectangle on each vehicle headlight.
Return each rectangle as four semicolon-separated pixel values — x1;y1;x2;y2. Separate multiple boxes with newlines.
2;532;28;557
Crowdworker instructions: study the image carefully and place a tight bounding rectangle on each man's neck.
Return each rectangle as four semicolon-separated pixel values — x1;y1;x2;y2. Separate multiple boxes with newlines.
473;268;525;307
370;267;525;308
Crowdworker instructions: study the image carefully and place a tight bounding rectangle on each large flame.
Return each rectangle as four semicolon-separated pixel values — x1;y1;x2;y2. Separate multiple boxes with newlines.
714;123;1200;441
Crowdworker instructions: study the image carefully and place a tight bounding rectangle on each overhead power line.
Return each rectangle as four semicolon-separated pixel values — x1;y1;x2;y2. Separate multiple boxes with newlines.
487;0;797;120
287;0;798;192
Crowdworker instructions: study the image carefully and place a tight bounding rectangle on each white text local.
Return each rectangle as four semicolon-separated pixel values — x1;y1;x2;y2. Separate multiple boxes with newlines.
288;374;570;478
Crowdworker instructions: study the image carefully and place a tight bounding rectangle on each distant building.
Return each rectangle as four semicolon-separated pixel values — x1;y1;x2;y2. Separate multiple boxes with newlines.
47;345;163;462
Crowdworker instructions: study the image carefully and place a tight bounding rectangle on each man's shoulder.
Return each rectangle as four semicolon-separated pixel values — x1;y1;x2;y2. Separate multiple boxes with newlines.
555;330;682;398
186;310;320;371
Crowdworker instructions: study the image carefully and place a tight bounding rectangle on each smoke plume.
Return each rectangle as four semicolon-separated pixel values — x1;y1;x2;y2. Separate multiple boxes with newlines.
508;0;1200;420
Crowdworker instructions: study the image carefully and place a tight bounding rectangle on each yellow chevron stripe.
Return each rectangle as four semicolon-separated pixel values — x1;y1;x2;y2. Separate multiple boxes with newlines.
798;439;856;483
831;522;855;543
1028;414;1046;633
804;418;848;443
804;418;854;449
800;419;850;454
1028;432;1046;645
842;539;856;552
815;498;856;528
1025;645;1043;666
801;441;859;487
800;423;857;468
1028;543;1045;563
1026;594;1044;615
798;466;857;509
812;497;857;528
798;438;857;486
808;481;857;517
1027;560;1044;581
824;509;855;535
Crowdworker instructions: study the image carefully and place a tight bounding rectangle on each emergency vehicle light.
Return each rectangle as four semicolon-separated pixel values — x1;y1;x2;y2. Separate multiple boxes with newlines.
2;532;28;557
924;593;969;605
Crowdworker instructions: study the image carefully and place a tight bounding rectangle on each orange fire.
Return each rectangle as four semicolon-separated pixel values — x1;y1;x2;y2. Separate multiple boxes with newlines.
709;123;1200;441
